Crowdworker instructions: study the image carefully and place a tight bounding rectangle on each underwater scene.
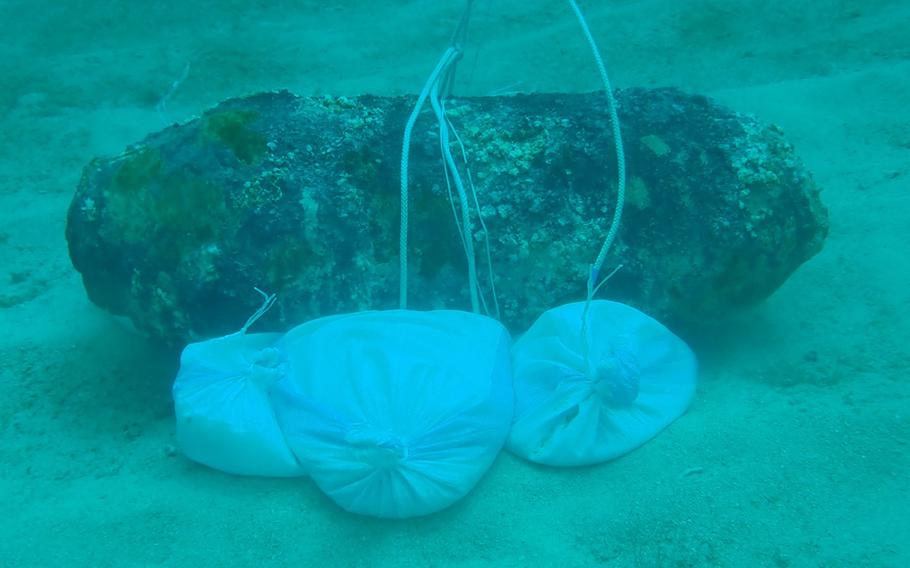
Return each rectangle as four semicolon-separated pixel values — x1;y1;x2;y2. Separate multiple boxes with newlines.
1;0;907;566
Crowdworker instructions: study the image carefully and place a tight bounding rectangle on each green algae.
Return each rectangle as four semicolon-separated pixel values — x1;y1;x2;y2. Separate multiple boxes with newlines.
202;109;268;165
105;147;231;265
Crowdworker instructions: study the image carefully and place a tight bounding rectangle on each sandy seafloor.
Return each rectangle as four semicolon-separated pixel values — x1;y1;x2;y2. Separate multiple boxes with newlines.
1;1;908;566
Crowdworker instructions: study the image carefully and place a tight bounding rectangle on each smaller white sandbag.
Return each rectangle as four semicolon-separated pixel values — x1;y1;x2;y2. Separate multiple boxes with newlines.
270;310;514;518
173;331;305;477
508;300;696;466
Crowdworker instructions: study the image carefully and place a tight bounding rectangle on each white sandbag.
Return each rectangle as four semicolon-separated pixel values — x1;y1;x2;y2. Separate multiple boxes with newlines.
270;310;513;518
507;300;696;466
173;331;305;477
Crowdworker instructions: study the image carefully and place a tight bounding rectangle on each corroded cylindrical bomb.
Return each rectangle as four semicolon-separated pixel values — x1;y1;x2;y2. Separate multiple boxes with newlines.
66;88;827;346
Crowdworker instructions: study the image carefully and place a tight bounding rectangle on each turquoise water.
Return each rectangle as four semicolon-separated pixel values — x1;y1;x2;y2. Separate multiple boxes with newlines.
1;1;908;566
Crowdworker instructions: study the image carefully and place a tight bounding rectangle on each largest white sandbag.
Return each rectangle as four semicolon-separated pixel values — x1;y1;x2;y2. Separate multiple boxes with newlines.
271;310;513;518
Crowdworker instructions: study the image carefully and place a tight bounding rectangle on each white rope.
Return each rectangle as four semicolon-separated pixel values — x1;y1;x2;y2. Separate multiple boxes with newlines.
240;287;277;334
430;80;481;313
567;0;626;292
398;1;477;311
566;0;627;361
399;47;460;309
447;111;501;319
